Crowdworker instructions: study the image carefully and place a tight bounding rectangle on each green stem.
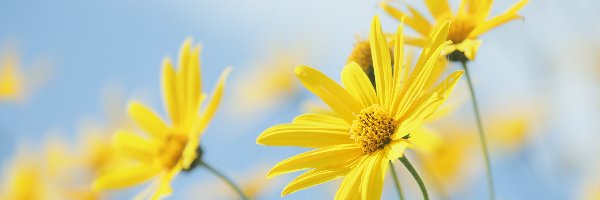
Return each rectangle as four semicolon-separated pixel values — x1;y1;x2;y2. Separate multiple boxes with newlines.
399;156;428;200
459;61;495;200
389;162;405;200
200;161;249;200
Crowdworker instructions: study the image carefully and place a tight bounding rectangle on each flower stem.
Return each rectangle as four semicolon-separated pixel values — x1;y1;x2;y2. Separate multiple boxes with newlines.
399;156;428;200
389;162;405;200
459;61;495;200
200;161;249;200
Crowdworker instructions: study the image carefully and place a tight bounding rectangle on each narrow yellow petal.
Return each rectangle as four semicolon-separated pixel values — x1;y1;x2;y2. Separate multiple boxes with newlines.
181;93;206;169
394;71;464;139
128;101;169;139
186;45;202;122
113;130;158;162
292;113;349;127
414;20;450;70
425;0;452;19
334;157;366;200
468;0;528;38
177;38;193;108
281;168;350;196
150;167;180;200
404;36;429;47
360;151;388;200
380;2;431;36
341;62;378;107
92;163;162;190
198;67;232;137
295;66;362;123
161;58;180;126
370;16;393;106
257;124;353;148
177;39;193;125
395;40;452;116
267;144;363;178
472;0;494;23
391;22;406;112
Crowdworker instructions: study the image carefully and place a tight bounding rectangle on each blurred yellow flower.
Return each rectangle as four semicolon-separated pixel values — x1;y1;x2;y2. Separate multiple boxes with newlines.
411;125;477;195
0;49;25;102
256;16;463;199
381;0;528;61
486;104;541;154
233;49;302;115
92;38;231;199
0;45;51;103
0;155;47;200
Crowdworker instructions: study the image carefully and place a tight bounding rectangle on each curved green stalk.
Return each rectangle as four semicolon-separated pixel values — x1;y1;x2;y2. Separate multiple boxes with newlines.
459;61;496;200
399;156;428;200
200;161;249;200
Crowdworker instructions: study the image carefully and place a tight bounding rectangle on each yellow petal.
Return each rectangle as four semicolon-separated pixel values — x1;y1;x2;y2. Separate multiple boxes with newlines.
425;0;452;19
380;2;431;36
395;40;452;116
150;166;180;200
370;16;393;106
267;144;363;178
292;113;349;127
334;157;366;200
341;62;378;107
391;22;406;111
460;0;493;20
394;71;464;139
162;58;180;126
404;36;429;47
128;101;169;139
413;20;450;75
423;57;449;90
454;39;482;61
295;66;362;123
186;45;202;121
385;140;411;161
257;124;353;148
176;39;193;124
92;163;162;190
468;0;528;38
281;168;350;196
113;130;158;162
360;151;388;200
198;67;232;137
181;93;206;169
410;127;443;154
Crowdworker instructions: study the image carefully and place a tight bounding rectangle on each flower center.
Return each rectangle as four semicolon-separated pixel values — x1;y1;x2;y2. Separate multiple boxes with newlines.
350;105;396;153
159;134;188;169
347;40;373;74
447;17;477;43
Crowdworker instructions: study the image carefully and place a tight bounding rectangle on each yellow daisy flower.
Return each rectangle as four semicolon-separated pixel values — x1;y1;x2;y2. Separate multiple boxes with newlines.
92;38;231;199
256;16;463;199
381;0;528;61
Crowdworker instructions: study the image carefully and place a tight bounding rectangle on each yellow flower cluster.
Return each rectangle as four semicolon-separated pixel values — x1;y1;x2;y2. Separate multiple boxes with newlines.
0;0;538;199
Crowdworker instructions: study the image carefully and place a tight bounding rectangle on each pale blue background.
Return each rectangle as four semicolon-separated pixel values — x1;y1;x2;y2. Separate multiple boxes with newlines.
1;0;600;199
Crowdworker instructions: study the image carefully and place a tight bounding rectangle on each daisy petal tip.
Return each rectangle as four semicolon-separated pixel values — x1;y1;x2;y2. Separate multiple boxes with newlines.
294;65;311;77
